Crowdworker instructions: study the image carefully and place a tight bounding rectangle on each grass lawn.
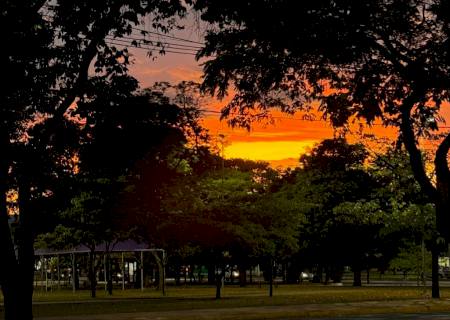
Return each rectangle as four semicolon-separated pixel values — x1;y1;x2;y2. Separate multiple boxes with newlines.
1;284;450;319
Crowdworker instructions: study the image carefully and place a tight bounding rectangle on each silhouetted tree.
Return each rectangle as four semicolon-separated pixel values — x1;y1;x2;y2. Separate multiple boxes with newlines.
160;161;284;298
0;1;187;318
277;139;374;285
193;0;450;297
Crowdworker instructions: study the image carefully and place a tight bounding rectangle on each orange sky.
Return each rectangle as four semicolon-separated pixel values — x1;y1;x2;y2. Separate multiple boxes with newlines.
127;48;401;168
202;114;400;168
126;30;448;169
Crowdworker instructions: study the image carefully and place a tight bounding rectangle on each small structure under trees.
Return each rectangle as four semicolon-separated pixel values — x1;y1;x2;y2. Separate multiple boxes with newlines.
34;240;166;295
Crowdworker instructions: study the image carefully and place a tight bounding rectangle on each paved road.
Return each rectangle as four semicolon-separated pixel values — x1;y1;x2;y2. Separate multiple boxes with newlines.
35;300;450;320
37;312;450;320
340;280;450;287
310;314;450;319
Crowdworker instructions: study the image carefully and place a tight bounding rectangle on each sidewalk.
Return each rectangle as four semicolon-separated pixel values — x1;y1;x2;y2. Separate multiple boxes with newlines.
35;299;450;320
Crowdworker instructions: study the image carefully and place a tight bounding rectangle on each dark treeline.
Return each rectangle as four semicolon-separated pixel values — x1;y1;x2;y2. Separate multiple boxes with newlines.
2;1;450;319
36;93;435;299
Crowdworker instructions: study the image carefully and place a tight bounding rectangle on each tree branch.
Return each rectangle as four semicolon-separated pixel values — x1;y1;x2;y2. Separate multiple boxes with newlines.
53;34;104;121
435;131;450;184
400;95;437;201
53;3;123;121
368;32;410;76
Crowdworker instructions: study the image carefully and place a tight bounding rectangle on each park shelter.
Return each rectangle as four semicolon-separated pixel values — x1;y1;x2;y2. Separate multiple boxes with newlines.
34;240;166;294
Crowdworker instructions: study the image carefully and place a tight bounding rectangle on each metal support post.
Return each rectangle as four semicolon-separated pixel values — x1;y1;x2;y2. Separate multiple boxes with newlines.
121;252;125;291
140;251;144;291
162;250;166;296
57;254;60;290
104;255;107;292
72;253;76;293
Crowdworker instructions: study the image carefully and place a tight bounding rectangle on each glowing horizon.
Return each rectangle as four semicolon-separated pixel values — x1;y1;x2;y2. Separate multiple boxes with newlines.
127;45;352;166
128;45;449;168
225;140;319;162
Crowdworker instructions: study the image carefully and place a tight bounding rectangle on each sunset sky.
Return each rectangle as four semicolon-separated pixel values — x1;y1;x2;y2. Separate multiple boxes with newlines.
125;27;403;168
127;45;402;168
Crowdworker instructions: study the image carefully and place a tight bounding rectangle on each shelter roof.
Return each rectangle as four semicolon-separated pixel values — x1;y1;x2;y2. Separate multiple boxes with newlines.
34;239;159;256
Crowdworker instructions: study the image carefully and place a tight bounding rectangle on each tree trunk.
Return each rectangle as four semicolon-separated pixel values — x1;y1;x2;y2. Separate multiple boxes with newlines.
352;262;362;287
402;103;448;299
106;253;113;295
134;253;141;289
154;268;160;287
17;179;35;318
208;263;215;285
324;265;330;285
74;259;80;290
0;192;22;319
316;265;323;283
431;242;440;299
0;130;26;320
427;183;446;297
435;133;450;241
88;250;97;298
175;261;181;286
151;251;164;291
215;268;223;299
239;264;246;287
268;257;273;297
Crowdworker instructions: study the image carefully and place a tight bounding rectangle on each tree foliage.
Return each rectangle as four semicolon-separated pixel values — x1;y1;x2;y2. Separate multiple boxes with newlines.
192;0;450;297
0;1;189;318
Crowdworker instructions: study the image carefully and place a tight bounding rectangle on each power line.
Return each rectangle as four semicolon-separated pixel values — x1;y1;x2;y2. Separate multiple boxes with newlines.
39;15;201;55
105;36;199;54
41;4;205;46
105;36;197;52
115;33;204;49
130;26;205;45
105;36;198;55
106;41;197;56
105;40;197;56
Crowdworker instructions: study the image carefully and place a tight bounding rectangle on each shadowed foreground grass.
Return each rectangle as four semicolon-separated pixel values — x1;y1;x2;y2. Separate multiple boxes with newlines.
2;285;450;319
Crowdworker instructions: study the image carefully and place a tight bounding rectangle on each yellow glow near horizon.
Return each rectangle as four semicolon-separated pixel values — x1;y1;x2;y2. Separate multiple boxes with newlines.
225;140;319;161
